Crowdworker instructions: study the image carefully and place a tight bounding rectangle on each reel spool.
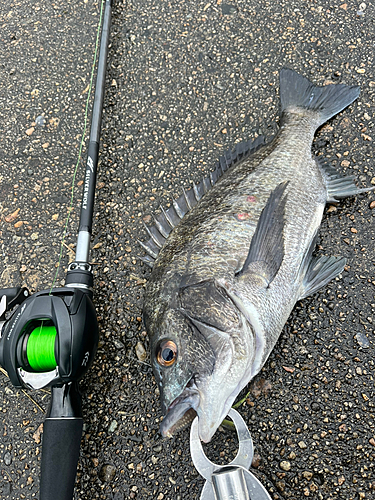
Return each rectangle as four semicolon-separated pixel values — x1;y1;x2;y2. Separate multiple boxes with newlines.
17;322;58;373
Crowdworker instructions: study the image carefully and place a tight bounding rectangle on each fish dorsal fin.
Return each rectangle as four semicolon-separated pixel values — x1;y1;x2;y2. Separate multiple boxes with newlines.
140;137;265;267
235;181;288;287
317;158;375;203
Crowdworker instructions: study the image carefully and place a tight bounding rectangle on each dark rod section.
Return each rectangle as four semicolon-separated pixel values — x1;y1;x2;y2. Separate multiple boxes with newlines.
78;0;112;234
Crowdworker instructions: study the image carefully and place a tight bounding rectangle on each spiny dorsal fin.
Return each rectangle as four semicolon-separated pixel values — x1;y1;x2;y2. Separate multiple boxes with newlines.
235;181;288;287
140;137;265;267
317;158;375;203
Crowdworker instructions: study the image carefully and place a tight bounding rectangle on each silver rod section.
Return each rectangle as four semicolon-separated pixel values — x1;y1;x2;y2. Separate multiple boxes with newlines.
75;231;91;263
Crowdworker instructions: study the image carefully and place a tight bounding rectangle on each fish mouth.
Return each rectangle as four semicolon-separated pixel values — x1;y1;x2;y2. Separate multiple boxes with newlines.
160;380;200;438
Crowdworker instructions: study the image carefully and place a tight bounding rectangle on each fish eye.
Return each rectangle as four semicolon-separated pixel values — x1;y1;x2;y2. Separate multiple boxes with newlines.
157;340;178;367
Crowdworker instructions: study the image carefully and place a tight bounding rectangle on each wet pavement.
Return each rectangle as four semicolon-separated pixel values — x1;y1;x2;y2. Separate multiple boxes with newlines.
1;0;375;499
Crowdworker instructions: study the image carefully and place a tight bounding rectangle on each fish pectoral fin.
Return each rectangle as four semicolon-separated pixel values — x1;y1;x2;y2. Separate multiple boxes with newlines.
318;158;375;203
235;181;288;287
299;255;346;300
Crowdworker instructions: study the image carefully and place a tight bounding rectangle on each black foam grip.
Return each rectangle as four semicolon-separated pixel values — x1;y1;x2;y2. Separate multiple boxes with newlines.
40;417;83;500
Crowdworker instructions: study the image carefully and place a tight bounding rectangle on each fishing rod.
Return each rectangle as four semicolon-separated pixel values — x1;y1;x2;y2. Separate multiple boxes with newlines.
0;1;112;498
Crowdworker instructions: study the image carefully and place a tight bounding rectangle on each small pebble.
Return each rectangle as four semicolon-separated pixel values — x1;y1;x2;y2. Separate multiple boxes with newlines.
303;471;313;480
355;332;370;348
108;420;118;433
136;341;147;362
99;464;116;482
280;460;291;471
3;451;12;466
251;453;261;468
113;339;125;350
35;115;46;127
369;200;375;209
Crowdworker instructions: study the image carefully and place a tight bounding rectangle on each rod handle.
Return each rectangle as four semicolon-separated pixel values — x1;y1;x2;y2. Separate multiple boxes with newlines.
40;417;83;500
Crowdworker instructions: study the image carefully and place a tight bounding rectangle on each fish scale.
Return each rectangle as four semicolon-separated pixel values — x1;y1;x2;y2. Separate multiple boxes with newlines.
142;68;374;443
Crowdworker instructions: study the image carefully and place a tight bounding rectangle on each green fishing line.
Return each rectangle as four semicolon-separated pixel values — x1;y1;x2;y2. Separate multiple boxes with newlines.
26;325;57;372
50;0;105;293
16;2;105;373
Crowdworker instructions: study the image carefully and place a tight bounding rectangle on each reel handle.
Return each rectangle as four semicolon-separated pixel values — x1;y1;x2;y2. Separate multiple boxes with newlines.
0;287;26;302
0;287;29;320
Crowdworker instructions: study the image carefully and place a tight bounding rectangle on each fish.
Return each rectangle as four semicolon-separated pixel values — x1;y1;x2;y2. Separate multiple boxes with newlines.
141;68;373;443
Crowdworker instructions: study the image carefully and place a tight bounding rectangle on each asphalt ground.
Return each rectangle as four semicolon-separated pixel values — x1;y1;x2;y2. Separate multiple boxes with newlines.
1;0;375;499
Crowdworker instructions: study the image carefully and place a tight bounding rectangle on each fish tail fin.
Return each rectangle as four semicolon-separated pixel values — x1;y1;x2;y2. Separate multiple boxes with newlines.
280;68;360;127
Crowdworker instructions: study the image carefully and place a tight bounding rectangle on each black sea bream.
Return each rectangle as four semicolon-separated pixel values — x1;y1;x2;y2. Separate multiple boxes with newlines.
141;69;372;443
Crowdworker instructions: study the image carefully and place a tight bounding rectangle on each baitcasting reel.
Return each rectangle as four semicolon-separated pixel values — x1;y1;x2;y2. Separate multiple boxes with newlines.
0;264;99;500
0;266;98;391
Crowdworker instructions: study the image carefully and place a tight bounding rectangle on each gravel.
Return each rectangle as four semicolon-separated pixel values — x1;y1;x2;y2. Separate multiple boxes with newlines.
1;0;375;499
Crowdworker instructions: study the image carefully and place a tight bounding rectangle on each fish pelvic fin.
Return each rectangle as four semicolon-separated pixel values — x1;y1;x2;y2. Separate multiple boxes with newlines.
298;231;346;300
235;181;288;286
318;158;375;203
140;137;265;265
280;68;360;127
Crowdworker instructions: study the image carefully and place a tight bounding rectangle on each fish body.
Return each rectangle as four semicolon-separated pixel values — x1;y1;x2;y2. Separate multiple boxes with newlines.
142;69;370;443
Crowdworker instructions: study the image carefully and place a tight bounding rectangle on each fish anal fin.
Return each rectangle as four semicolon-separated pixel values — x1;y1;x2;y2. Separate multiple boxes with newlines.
236;181;288;286
300;255;346;300
318;158;375;202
